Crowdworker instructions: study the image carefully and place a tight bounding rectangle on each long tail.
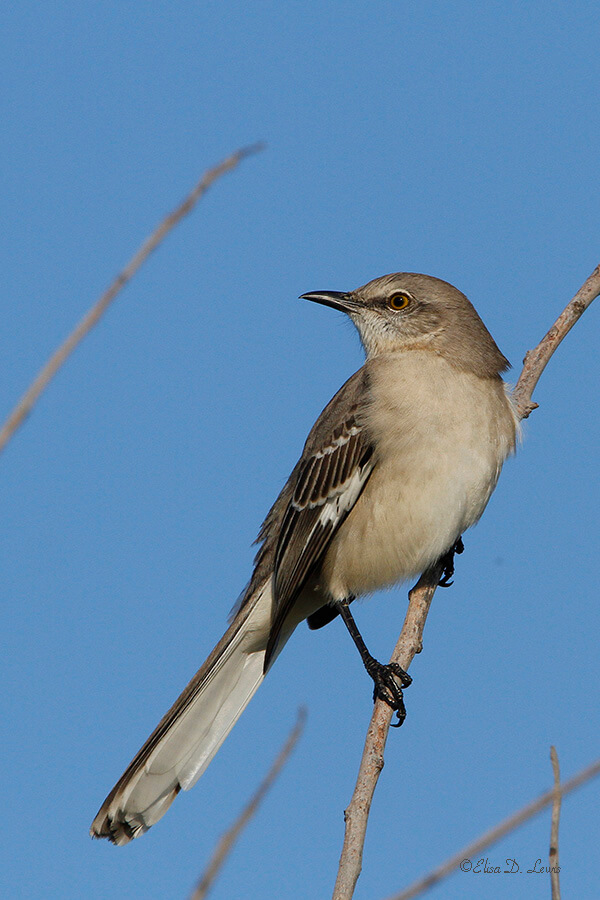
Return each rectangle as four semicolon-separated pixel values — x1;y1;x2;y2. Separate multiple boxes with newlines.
91;581;277;845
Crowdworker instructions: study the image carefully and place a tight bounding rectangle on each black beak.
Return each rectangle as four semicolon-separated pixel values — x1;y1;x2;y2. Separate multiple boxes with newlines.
299;290;356;313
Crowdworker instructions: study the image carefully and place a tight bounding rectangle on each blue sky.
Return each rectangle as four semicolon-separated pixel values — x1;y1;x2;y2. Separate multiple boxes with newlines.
2;2;599;898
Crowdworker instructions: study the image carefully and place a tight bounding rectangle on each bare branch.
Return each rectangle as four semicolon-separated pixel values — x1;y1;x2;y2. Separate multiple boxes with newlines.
513;263;600;419
384;755;600;900
0;143;265;455
189;707;306;900
550;746;562;900
333;264;600;899
332;565;444;900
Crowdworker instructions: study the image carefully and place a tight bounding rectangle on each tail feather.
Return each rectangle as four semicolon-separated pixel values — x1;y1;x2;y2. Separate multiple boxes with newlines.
90;582;274;845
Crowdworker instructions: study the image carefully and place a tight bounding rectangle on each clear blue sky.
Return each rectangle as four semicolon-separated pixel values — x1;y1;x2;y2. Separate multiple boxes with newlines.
2;3;599;898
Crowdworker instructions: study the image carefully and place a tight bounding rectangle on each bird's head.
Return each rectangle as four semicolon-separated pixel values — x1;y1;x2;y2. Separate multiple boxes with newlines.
301;272;509;378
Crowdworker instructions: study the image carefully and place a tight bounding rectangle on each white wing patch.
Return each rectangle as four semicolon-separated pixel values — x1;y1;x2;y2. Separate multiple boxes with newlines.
317;465;371;524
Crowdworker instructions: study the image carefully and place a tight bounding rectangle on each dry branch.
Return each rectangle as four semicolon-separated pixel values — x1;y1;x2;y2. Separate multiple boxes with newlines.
384;755;600;900
550;746;562;900
513;263;600;418
332;264;600;899
189;708;306;900
331;565;444;900
0;143;264;455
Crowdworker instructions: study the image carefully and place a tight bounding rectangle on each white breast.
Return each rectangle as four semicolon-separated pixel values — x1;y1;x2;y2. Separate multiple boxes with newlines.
320;352;516;599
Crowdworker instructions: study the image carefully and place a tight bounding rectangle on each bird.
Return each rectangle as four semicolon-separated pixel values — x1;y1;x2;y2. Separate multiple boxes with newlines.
91;272;517;844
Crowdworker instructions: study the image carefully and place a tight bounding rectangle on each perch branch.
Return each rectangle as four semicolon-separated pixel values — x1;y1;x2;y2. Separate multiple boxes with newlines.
0;143;264;455
332;564;444;900
190;708;306;900
333;264;600;899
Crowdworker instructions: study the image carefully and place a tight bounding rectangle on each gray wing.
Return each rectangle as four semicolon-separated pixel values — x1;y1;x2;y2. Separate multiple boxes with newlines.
263;367;375;665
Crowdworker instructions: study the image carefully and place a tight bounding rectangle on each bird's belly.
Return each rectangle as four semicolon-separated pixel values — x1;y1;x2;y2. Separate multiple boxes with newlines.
319;427;505;600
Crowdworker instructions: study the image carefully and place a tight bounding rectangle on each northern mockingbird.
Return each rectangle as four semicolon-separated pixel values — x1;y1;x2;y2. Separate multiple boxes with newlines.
91;272;517;844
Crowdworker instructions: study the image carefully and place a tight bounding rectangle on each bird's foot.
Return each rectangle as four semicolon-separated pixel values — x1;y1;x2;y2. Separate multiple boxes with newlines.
365;657;412;727
438;536;465;587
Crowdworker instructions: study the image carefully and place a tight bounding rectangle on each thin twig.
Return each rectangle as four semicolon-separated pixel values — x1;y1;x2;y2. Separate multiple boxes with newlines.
0;142;265;455
550;746;562;900
332;565;444;900
512;263;600;419
384;755;600;900
332;265;600;899
189;707;307;900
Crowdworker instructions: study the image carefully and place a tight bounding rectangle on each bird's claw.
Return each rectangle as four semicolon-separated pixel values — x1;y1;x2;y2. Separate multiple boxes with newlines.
438;536;464;587
366;659;412;727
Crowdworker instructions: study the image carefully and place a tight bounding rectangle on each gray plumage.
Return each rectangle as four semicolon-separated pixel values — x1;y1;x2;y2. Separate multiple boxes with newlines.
91;273;516;844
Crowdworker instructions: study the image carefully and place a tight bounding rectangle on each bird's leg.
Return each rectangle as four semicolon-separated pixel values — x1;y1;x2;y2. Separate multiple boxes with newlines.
438;536;465;587
335;597;412;727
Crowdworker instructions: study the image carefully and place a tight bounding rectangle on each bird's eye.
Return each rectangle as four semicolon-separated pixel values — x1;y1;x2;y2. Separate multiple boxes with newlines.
388;292;410;310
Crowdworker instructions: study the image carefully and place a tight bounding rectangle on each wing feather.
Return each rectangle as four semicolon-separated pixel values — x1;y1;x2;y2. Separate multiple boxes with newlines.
265;414;374;664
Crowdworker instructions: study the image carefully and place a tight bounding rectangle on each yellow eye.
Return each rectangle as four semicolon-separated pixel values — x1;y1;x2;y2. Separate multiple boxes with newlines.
388;292;410;310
